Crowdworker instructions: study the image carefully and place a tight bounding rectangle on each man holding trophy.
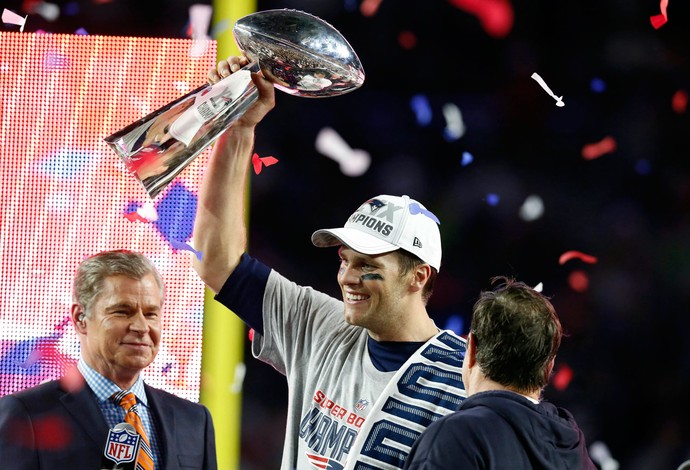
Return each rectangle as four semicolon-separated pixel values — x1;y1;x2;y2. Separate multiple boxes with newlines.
192;52;466;469
106;9;466;469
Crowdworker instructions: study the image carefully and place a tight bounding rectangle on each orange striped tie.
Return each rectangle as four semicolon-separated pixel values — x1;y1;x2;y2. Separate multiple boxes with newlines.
112;391;155;470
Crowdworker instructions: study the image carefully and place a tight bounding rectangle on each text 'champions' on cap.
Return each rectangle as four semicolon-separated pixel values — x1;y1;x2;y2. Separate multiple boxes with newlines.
311;195;442;271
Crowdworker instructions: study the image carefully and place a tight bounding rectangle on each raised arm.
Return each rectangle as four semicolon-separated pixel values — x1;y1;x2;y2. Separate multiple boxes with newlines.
192;55;276;293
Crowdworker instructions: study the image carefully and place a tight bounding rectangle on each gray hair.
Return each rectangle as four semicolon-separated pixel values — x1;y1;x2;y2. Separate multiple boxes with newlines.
73;250;164;315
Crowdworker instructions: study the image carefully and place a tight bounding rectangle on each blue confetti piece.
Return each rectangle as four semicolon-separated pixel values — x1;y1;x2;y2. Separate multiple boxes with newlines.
344;0;358;12
409;202;441;224
635;159;651;176
590;77;606;93
410;94;432;126
461;151;474;166
170;239;203;261
444;314;465;335
486;193;500;206
63;2;80;16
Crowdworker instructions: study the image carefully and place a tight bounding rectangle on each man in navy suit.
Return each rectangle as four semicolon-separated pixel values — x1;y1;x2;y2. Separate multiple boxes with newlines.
0;250;217;469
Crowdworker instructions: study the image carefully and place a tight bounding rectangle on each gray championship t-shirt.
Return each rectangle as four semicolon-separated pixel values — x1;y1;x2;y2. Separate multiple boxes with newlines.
252;270;395;469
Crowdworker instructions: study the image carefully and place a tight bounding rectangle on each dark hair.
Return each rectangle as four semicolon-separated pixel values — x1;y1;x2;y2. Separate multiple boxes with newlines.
470;276;562;393
73;250;164;316
393;249;437;304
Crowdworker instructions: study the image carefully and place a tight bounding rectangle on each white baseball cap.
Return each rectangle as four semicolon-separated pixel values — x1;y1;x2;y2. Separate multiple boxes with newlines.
311;194;442;271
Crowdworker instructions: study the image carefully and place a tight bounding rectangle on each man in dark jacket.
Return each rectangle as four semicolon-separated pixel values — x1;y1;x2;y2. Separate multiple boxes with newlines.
404;276;596;470
0;250;217;469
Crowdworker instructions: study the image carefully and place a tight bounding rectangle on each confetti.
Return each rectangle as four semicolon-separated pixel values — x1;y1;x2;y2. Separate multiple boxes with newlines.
461;151;474;166
486;193;500;206
589;442;620;470
410;94;432;126
62;1;79;16
443;314;464;335
650;0;668;29
409;202;441;224
397;30;417;50
590;77;607;93
531;72;564;107
314;127;370;177
19;414;73;450
137;201;158;221
230;362;246;393
60;362;86;393
447;0;514;38
581;136;616;160
552;363;573;391
360;0;384;17
124;211;148;223
209;18;230;39
170;239;203;260
29;1;60;22
442;102;466;141
559;250;598;265
188;4;212;57
568;270;590;292
519;194;544;222
532;282;543;292
2;8;28;31
672;89;688;114
635;159;651;176
251;152;279;175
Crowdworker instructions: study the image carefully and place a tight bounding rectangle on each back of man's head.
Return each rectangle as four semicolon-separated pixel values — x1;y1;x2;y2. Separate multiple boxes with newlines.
470;276;562;393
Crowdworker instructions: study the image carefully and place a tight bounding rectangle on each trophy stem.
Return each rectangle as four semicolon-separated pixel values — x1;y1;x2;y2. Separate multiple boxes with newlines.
105;9;365;199
106;61;261;199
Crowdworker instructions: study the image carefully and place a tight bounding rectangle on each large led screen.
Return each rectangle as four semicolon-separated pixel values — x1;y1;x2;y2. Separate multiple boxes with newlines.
0;32;216;401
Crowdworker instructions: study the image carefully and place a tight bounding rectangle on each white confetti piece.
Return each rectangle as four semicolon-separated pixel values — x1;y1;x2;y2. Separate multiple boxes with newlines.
531;72;564;107
2;8;28;32
315;127;371;177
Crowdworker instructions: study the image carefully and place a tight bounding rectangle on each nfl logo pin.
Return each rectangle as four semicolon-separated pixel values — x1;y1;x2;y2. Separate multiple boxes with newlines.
104;423;140;465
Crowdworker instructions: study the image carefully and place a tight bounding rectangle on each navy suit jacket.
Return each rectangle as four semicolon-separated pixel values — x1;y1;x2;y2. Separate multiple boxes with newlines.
0;379;217;469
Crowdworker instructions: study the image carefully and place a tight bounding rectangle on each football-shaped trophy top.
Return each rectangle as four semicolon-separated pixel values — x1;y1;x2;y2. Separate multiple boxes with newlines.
233;9;365;98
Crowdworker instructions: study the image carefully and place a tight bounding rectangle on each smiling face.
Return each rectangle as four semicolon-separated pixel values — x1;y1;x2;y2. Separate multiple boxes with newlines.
337;247;415;339
75;273;162;389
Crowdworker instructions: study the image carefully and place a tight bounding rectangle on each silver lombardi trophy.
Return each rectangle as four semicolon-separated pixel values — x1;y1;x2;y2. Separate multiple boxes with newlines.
105;9;365;199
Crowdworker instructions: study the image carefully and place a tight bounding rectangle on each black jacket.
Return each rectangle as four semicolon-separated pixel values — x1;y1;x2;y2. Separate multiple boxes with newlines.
405;390;597;470
0;379;217;469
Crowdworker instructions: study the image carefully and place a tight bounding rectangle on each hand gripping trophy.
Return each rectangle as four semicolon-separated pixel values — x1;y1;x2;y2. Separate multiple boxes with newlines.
105;9;365;199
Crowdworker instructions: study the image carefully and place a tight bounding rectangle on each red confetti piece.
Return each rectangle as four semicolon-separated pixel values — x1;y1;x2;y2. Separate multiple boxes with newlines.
552;364;573;391
568;270;590;293
398;30;417;50
672;89;688;114
447;0;514;39
581;136;616;160
360;0;384;17
10;414;73;450
248;328;255;341
124;211;148;223
559;250;598;265
650;0;668;29
251;152;279;175
60;363;86;393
